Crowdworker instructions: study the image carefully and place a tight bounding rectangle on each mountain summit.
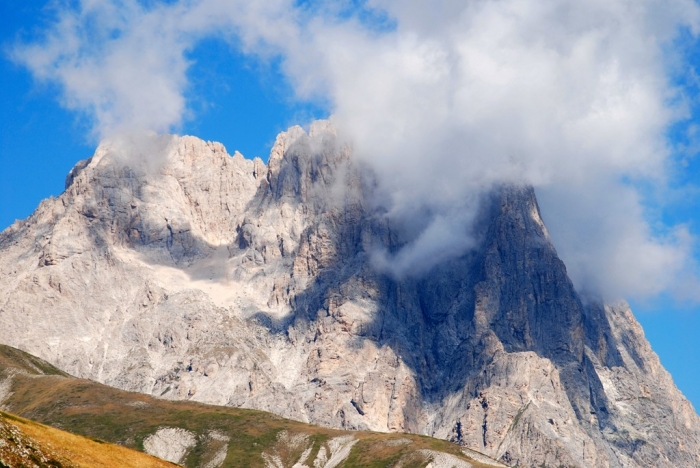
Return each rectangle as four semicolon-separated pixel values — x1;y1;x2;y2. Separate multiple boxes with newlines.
0;122;698;467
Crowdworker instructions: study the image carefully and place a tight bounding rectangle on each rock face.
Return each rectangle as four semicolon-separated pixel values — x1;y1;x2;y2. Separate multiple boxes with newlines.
0;121;699;467
143;427;197;464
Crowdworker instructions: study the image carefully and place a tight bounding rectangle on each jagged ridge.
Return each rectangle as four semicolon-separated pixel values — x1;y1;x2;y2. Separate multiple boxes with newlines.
0;122;698;467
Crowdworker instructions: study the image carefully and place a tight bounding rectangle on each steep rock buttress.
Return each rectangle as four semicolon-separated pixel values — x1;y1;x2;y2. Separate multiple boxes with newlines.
0;122;698;467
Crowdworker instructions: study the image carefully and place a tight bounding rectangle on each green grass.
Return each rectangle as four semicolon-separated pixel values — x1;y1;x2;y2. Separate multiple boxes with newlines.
0;344;68;377
0;344;505;468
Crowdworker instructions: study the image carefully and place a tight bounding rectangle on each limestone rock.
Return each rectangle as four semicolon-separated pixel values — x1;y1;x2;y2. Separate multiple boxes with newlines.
144;427;197;464
0;122;698;467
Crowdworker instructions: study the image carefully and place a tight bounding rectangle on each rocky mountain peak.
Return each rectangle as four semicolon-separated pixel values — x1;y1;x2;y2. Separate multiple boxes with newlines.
0;122;699;467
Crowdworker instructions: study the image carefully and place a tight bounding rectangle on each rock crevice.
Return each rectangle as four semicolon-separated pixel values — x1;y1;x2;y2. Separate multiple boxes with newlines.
0;123;698;467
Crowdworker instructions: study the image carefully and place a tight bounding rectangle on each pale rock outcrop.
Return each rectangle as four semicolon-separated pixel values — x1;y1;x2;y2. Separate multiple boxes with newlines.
143;427;197;464
420;450;475;468
263;432;357;468
0;121;699;467
201;431;230;468
0;375;12;410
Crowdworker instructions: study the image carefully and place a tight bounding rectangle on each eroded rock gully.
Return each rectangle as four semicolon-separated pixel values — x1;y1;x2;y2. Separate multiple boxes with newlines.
1;121;699;467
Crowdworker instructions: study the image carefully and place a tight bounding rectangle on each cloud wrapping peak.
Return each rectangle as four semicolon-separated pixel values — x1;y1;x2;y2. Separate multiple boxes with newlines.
14;0;190;137
12;0;700;301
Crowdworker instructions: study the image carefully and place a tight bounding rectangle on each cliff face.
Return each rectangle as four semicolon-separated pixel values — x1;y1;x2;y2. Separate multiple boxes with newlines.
0;122;698;467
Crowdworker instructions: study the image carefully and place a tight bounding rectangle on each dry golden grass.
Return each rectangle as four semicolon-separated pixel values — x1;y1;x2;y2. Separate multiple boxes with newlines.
0;344;506;467
1;411;176;468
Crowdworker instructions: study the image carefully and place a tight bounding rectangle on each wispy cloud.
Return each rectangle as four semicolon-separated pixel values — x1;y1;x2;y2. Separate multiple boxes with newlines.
11;0;700;301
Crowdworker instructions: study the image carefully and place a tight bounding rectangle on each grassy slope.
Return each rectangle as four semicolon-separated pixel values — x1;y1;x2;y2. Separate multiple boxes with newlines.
0;344;506;467
0;410;177;468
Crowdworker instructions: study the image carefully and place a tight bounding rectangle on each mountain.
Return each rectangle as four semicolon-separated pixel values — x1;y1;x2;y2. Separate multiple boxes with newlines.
0;343;505;468
0;121;698;467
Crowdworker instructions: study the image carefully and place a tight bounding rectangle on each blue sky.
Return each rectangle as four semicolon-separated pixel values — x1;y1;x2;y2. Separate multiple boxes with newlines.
2;0;700;410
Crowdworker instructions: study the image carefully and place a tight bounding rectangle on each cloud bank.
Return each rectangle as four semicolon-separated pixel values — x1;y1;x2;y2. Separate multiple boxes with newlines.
12;0;700;301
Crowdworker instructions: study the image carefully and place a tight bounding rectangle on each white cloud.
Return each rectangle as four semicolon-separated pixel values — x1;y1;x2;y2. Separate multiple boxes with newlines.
13;0;191;137
537;180;695;300
11;0;700;301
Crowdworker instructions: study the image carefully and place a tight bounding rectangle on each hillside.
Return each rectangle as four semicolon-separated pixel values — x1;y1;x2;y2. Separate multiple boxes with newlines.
0;410;176;468
0;344;504;468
